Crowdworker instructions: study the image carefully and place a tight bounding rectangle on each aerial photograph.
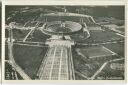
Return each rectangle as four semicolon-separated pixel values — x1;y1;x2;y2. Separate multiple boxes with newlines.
5;6;125;80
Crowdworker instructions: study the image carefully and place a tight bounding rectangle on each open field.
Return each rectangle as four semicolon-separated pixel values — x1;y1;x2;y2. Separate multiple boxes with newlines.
95;59;124;80
71;30;124;43
5;44;48;79
72;44;124;80
103;42;124;57
76;45;115;58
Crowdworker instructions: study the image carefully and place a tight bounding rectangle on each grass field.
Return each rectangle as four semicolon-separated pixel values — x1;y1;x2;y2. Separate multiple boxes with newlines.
95;59;124;80
12;45;48;79
103;42;124;57
76;45;114;58
72;43;124;79
71;30;123;43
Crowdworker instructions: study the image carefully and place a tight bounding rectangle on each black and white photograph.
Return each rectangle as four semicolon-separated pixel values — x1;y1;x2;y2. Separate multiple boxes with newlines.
5;5;125;80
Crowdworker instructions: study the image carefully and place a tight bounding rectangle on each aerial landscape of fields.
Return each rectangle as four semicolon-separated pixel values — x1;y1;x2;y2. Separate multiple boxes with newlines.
5;6;125;80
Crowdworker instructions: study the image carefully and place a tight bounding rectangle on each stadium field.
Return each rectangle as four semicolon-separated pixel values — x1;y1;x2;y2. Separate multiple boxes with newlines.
76;45;115;59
